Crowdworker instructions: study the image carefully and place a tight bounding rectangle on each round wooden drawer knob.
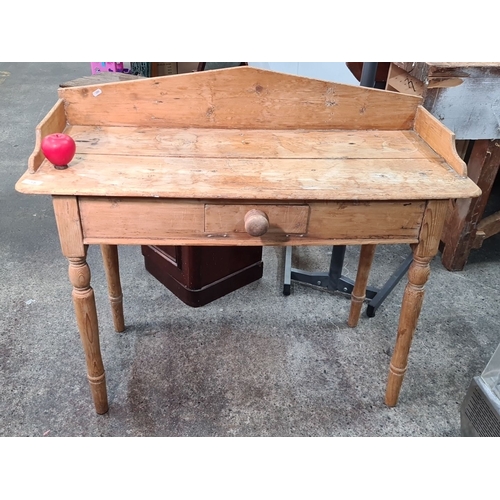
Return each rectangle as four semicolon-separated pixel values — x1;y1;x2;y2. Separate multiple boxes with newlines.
244;209;269;237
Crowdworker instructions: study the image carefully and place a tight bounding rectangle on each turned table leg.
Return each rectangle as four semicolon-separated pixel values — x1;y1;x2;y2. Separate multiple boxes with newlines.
68;254;109;414
101;244;125;333
385;200;448;406
53;196;109;414
348;244;376;327
385;254;430;406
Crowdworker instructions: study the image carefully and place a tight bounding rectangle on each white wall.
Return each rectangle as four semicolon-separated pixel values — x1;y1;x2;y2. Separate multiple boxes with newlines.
247;62;359;85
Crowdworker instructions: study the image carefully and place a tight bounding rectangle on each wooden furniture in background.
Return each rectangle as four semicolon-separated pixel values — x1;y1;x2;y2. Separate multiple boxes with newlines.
385;62;500;270
16;67;480;414
141;245;263;307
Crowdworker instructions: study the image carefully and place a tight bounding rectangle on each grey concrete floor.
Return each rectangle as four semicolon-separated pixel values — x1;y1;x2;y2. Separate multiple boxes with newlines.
1;62;499;437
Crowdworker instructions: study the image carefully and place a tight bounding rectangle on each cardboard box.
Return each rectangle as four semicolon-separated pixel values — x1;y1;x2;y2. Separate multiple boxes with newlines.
133;62;200;77
154;62;178;76
178;62;199;74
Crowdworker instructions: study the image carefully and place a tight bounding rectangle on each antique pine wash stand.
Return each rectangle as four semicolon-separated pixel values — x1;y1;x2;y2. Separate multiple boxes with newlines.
15;67;480;414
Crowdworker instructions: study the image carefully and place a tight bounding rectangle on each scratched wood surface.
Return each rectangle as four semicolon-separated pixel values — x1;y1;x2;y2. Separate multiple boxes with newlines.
58;66;422;130
15;152;480;200
67;125;442;160
16;121;480;200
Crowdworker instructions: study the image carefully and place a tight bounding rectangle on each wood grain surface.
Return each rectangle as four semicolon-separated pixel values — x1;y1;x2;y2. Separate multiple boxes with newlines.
28;99;67;173
67;126;442;160
17;153;480;200
58;66;422;130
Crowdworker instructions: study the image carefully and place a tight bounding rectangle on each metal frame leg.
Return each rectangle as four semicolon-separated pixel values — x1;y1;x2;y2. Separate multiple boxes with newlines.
284;245;379;298
283;246;292;296
283;246;412;318
366;252;413;317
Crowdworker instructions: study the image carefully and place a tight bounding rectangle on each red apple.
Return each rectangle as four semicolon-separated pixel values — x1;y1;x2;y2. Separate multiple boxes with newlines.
41;133;76;169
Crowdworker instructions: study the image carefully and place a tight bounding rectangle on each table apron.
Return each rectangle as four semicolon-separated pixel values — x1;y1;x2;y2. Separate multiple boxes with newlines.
77;197;426;246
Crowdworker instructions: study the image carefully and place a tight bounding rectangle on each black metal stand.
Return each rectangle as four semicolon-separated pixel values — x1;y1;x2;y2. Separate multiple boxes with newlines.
365;253;413;317
283;245;377;298
283;246;412;317
282;62;413;317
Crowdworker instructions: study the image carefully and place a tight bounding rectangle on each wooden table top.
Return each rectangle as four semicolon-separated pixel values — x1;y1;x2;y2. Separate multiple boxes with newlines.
16;125;480;201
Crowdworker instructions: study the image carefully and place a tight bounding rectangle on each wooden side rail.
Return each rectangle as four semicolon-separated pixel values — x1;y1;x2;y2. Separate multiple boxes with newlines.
28;99;67;173
414;106;467;177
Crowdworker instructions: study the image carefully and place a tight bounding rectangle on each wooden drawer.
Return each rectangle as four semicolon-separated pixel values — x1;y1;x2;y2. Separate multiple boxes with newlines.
205;204;309;234
79;197;425;245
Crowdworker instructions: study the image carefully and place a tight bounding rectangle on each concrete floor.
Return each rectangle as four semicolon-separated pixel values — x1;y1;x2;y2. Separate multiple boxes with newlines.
1;62;499;437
